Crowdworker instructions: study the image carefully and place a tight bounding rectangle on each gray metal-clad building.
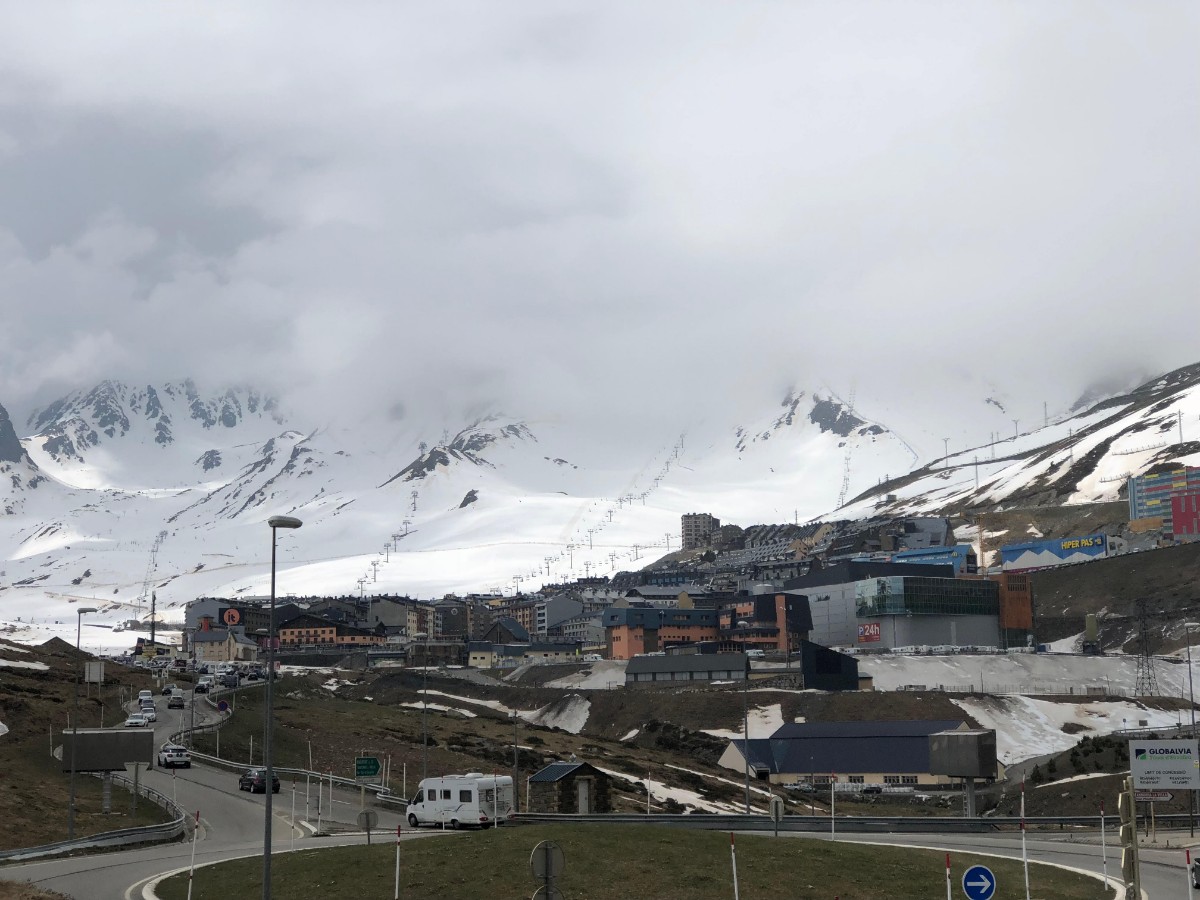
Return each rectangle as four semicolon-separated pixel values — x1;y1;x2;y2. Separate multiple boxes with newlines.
720;719;975;786
625;652;748;687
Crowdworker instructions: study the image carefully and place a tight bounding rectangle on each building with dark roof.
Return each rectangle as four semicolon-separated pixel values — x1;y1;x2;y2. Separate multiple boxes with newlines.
527;761;611;813
625;652;747;687
719;719;977;787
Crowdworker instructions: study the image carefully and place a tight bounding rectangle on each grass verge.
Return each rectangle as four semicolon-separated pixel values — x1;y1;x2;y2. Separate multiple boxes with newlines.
154;824;1110;900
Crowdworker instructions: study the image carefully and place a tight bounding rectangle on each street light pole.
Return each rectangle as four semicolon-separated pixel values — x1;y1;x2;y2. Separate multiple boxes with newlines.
263;515;302;900
512;710;519;813
743;652;751;813
68;606;97;840
414;632;429;783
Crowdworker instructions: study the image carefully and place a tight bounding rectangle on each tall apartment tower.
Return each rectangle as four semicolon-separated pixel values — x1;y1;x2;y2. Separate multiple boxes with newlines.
681;513;721;551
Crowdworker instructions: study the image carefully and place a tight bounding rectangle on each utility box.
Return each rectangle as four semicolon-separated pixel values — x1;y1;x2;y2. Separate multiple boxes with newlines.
928;729;998;779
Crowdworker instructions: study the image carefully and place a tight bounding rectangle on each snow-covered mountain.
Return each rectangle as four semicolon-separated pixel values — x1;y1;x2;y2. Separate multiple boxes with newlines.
3;364;1200;632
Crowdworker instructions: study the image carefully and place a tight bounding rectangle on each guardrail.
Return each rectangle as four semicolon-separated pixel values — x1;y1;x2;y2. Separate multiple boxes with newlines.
0;774;188;863
512;811;1184;833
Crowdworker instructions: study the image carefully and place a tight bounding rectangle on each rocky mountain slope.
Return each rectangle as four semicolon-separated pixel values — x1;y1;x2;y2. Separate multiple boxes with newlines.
1;362;1199;632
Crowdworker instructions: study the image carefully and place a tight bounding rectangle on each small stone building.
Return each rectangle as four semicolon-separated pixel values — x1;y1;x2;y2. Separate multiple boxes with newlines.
527;762;611;814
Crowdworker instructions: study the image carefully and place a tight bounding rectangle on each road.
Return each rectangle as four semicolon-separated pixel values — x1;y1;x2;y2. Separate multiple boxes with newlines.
1;687;435;900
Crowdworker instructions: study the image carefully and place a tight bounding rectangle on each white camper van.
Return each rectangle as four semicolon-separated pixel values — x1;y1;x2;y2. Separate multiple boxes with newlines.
407;773;515;829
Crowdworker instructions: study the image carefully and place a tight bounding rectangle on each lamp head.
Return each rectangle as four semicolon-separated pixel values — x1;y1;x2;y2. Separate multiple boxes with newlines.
268;515;303;530
77;607;97;615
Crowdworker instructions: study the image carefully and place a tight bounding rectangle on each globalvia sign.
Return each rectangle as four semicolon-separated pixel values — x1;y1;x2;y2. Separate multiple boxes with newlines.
1130;739;1200;790
857;623;881;643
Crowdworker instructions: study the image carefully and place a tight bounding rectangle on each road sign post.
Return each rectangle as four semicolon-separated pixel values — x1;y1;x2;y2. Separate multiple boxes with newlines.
961;864;996;900
769;795;784;838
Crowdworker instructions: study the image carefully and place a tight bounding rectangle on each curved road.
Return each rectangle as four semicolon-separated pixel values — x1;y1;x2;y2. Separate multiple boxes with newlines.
1;689;436;900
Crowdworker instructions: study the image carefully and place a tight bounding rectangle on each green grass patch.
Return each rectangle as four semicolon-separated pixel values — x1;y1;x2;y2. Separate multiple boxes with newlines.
155;824;1109;900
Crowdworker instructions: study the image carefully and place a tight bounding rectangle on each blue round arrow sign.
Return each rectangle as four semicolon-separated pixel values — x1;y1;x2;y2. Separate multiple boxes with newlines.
962;865;996;900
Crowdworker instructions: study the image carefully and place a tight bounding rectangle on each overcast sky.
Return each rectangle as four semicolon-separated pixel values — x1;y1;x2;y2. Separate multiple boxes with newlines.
1;2;1197;433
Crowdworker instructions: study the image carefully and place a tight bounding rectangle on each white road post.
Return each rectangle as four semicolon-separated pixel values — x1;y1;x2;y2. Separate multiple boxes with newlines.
1021;780;1031;900
1188;849;1195;900
830;773;836;838
394;824;402;900
291;780;296;851
944;853;951;900
729;832;740;900
1100;799;1108;889
186;810;200;900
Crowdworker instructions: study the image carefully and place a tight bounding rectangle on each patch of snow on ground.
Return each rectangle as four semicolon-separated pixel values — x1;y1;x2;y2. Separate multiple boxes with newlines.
422;689;590;733
1046;633;1082;653
952;695;1183;765
526;695;590;734
1033;771;1111;790
0;658;49;671
701;703;783;740
860;652;1193;697
320;678;343;692
0;642;29;652
400;702;477;718
546;660;627;690
620;729;639;742
593;765;749;814
664;763;775;799
0;720;7;739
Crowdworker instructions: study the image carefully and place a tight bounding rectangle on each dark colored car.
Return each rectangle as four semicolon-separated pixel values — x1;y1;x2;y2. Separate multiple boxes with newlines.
161;683;177;696
861;786;883;795
239;768;280;794
168;694;185;709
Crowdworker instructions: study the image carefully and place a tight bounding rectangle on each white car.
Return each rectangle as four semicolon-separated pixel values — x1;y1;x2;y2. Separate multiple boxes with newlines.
124;714;148;727
140;707;157;722
157;744;191;768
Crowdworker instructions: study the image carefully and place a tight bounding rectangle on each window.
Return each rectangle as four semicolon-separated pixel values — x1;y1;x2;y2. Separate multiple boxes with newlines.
848;775;864;784
442;790;451;800
883;776;900;785
459;790;472;802
413;790;423;803
901;775;918;785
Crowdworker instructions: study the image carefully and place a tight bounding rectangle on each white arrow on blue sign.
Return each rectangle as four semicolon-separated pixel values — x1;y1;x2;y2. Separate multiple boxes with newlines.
961;865;996;900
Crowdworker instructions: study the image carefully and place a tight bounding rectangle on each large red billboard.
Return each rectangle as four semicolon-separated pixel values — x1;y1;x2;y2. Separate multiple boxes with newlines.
857;622;881;643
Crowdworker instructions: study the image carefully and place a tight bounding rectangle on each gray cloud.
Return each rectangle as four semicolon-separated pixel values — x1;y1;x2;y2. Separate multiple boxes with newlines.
1;2;1196;437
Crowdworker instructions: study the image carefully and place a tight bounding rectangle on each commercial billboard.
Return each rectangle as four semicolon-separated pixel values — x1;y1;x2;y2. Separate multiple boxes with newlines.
999;534;1110;572
857;622;881;643
1130;739;1200;790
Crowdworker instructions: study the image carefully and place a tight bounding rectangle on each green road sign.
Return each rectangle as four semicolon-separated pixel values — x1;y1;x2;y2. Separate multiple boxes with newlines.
355;756;381;780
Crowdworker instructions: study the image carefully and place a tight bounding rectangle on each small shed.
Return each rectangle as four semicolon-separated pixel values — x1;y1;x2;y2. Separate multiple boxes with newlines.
527;762;611;814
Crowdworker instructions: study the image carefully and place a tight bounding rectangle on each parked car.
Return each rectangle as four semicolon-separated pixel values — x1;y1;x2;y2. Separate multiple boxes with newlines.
239;768;280;794
124;714;148;727
861;785;883;795
161;683;178;696
158;744;191;768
